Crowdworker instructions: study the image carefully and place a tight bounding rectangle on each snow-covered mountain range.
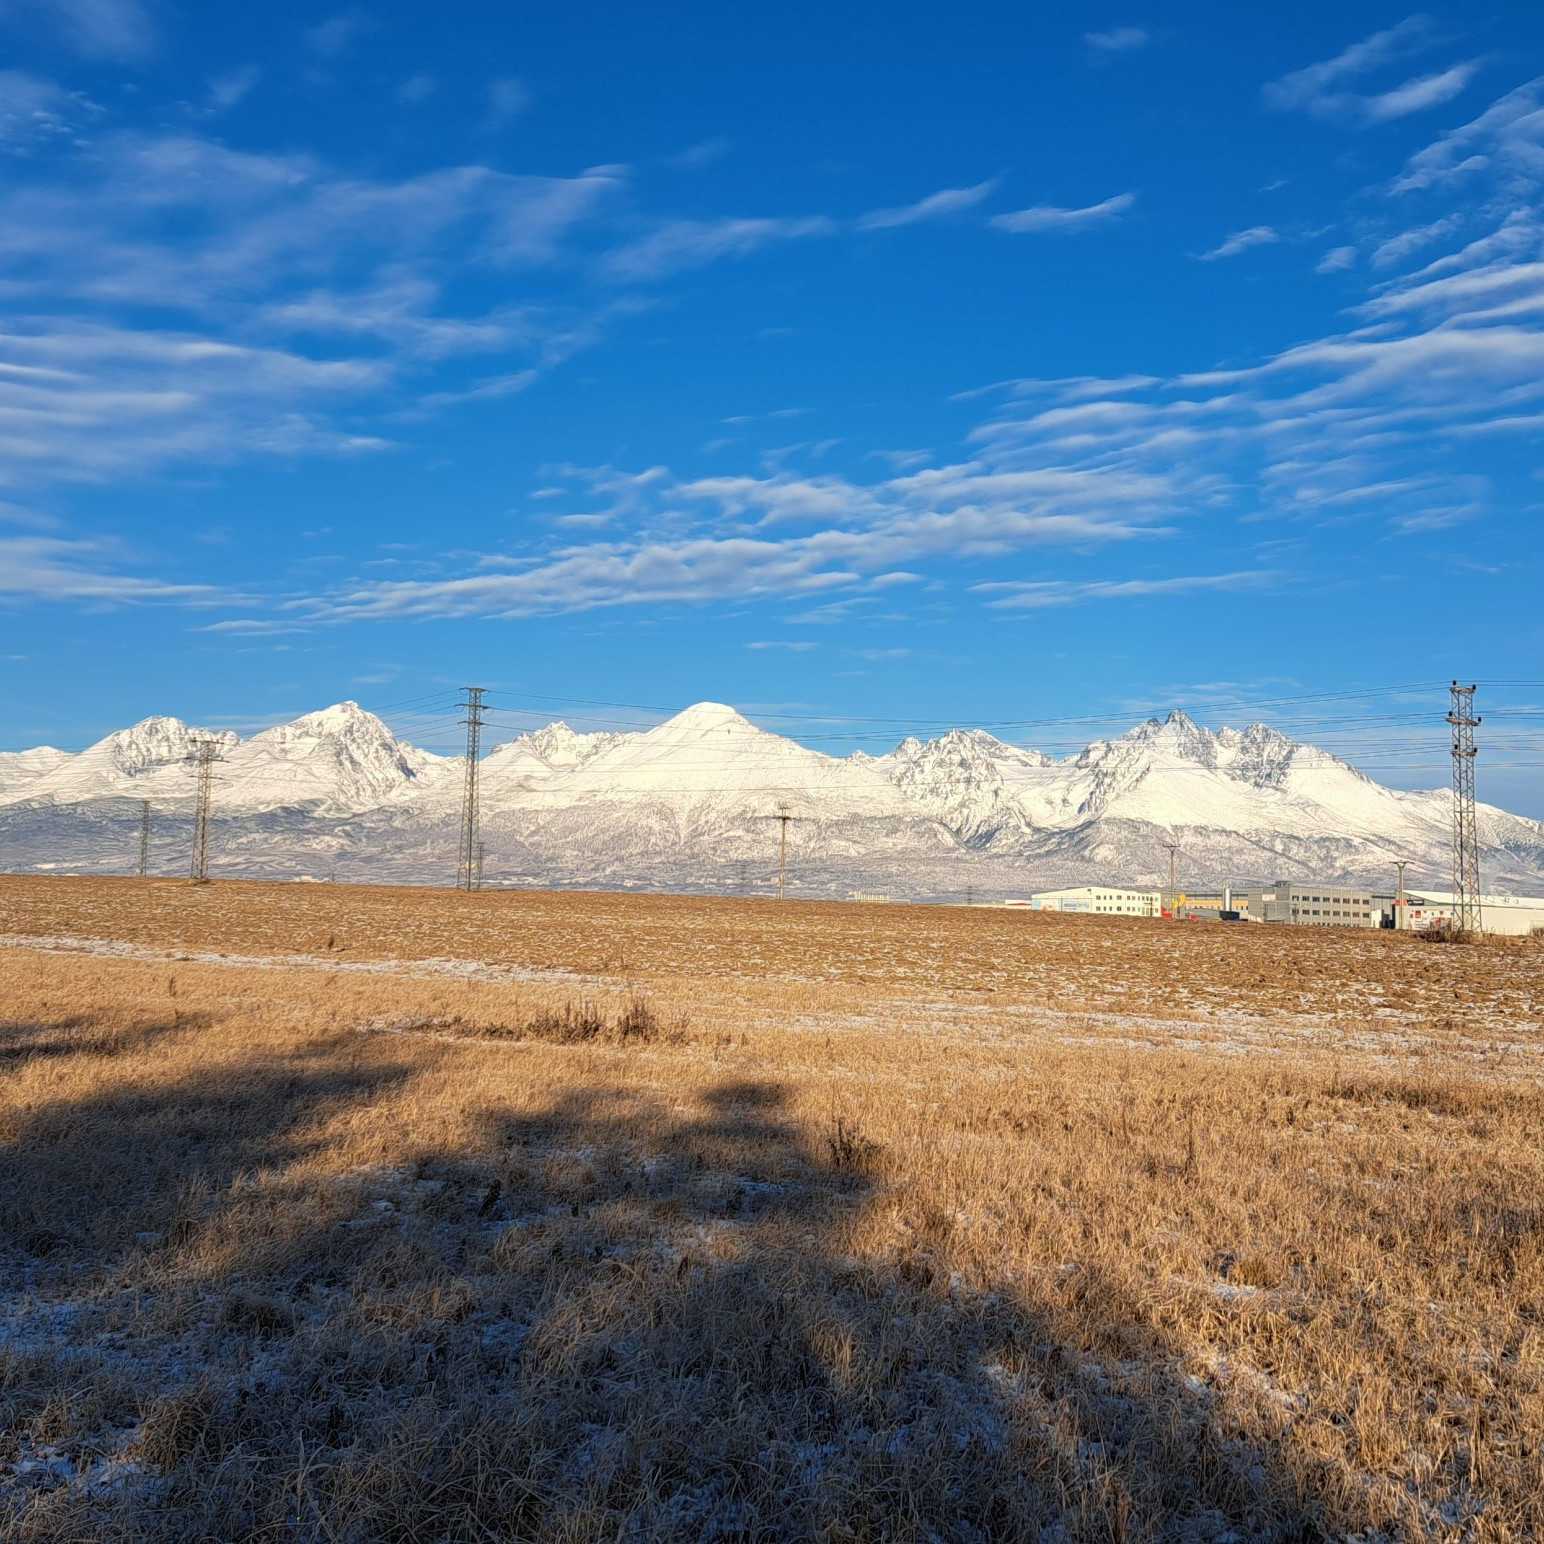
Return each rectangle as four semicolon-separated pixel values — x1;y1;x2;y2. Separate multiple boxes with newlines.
3;699;1542;897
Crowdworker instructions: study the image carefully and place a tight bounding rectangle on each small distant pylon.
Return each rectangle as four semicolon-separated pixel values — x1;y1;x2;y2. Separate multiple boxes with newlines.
456;686;486;891
187;739;224;883
138;799;151;877
1447;681;1482;933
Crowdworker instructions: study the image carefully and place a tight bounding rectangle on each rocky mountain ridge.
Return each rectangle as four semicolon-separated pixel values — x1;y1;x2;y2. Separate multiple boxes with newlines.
3;700;1542;895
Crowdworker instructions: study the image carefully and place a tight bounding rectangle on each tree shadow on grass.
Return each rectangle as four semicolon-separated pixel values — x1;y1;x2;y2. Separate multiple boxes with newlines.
0;1013;215;1070
0;1041;1369;1541
0;1027;414;1274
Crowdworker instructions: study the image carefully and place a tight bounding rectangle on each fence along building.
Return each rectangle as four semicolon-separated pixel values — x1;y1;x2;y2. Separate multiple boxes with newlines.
1021;886;1163;917
1241;883;1378;928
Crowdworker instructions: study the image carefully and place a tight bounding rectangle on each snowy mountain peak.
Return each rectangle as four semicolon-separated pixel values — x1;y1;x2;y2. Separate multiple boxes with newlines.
277;700;377;733
518;721;625;767
875;725;1058;845
0;746;72;802
658;701;753;735
105;717;236;771
226;702;443;810
6;697;1544;896
476;721;630;793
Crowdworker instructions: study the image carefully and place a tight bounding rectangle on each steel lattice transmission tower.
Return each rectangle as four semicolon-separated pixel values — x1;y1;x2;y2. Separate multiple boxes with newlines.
456;686;486;891
187;739;224;883
1447;681;1482;934
138;799;151;877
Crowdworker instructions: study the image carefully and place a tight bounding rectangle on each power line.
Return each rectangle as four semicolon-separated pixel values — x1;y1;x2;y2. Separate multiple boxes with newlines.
478;679;1465;730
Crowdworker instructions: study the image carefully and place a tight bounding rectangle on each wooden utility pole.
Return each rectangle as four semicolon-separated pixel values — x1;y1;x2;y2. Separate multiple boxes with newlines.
759;803;804;900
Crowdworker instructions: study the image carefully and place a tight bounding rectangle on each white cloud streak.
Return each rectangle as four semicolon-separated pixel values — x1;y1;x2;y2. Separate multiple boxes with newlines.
0;128;630;483
1370;214;1462;269
257;458;1173;624
304;9;371;58
1363;61;1482;122
973;571;1280;609
1264;18;1481;125
0;535;219;603
858;179;999;231
485;77;532;127
3;0;152;59
1198;226;1280;262
600;216;835;280
1389;79;1544;194
1084;27;1148;54
990;192;1135;234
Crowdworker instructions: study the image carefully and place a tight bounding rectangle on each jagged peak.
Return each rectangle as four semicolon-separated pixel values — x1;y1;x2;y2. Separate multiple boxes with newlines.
116;715;190;737
523;720;590;751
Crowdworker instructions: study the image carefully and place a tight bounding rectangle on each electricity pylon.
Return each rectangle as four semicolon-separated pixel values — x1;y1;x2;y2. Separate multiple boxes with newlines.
456;686;486;891
187;739;223;883
138;799;150;877
1447;681;1482;933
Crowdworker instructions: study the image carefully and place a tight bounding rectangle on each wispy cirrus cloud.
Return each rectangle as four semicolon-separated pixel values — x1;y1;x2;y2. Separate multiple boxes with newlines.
484;76;532;128
667;136;731;170
951;126;1544;546
1197;225;1279;261
1389;79;1544;194
2;0;152;59
395;73;437;105
0;68;93;150
0;534;221;604
304;9;371;58
0;125;631;483
204;66;260;115
1263;17;1480;125
857;179;999;231
605;179;1006;277
600;215;835;280
246;457;1173;626
990;192;1135;234
973;571;1280;609
1370;214;1463;268
1363;62;1483;123
1084;27;1148;55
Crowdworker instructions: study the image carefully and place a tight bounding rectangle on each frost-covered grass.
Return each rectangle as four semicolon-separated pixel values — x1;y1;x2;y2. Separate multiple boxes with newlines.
1;879;1542;1539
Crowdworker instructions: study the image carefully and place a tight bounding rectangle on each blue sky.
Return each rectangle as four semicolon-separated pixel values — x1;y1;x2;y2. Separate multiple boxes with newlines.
3;2;1543;811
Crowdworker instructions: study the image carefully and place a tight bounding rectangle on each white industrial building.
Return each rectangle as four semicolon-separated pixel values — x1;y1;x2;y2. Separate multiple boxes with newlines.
1020;886;1163;917
1396;890;1544;937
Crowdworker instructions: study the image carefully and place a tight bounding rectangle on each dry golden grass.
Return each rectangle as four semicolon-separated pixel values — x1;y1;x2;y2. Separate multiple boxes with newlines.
1;876;1541;1539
